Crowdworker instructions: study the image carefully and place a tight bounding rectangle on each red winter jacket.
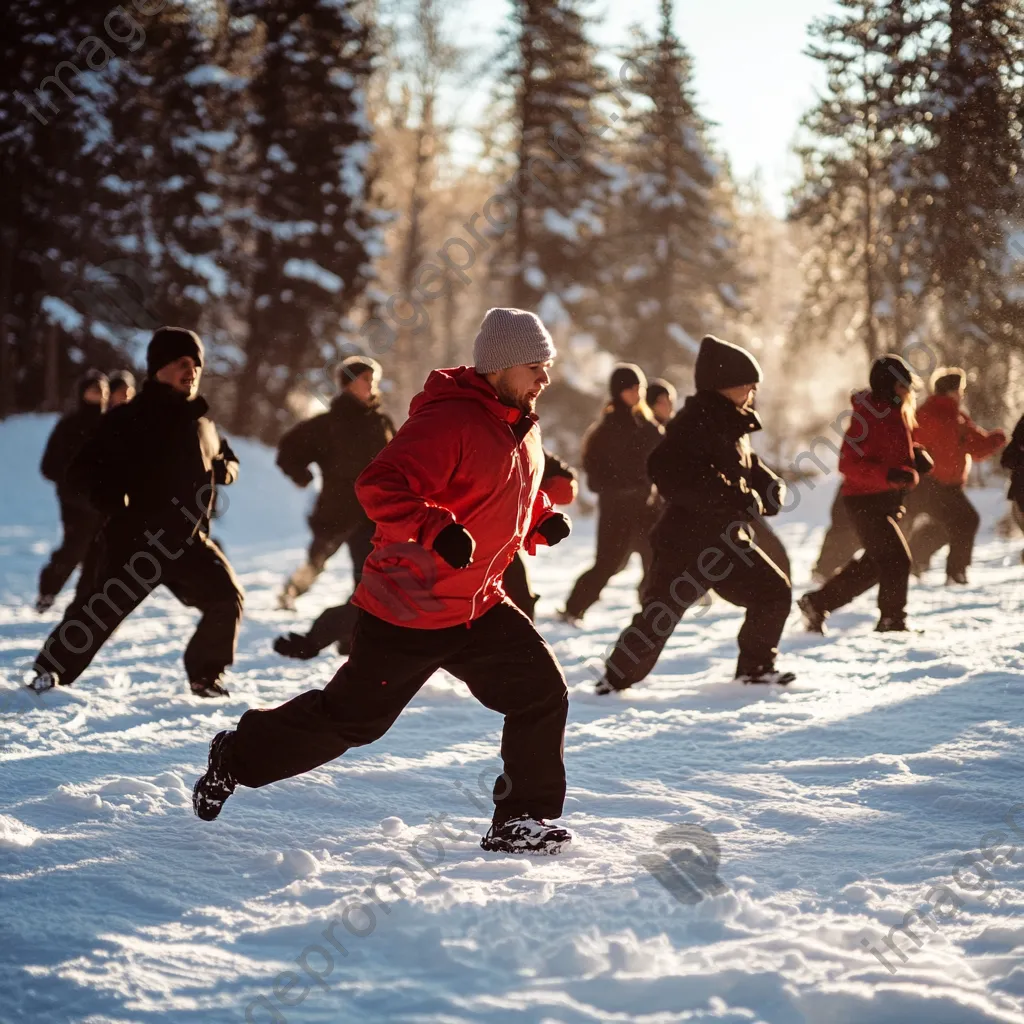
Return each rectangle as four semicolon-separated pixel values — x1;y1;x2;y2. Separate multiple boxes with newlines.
839;390;918;497
352;367;559;628
913;394;1005;487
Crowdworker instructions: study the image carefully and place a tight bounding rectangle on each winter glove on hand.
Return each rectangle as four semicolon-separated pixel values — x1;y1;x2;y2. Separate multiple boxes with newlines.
913;446;934;476
432;523;476;569
887;467;917;487
992;429;1008;447
535;511;572;547
290;467;314;488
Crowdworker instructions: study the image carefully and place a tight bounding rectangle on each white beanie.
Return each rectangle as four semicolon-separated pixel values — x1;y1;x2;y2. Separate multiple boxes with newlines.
472;308;556;374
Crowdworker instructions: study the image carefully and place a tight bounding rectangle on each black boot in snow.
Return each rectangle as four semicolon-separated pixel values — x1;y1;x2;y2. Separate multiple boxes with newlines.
798;594;828;635
480;816;572;855
946;570;968;586
26;670;59;693
875;616;910;633
595;675;630;695
35;593;55;613
273;632;321;660
190;678;230;698
192;730;237;821
735;668;795;686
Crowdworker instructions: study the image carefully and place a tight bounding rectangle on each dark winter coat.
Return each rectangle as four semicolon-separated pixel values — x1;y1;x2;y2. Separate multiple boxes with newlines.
353;367;561;629
647;390;785;546
581;404;663;496
68;379;238;550
1001;413;1024;505
41;403;105;510
839;390;918;497
277;392;395;533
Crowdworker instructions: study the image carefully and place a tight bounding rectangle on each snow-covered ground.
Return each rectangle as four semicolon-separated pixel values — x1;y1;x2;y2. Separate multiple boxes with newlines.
3;413;1024;1024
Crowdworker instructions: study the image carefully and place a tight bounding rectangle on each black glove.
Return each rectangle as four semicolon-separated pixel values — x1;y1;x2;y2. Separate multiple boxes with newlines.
273;633;321;660
887;467;916;487
534;512;571;547
432;523;476;568
913;446;934;476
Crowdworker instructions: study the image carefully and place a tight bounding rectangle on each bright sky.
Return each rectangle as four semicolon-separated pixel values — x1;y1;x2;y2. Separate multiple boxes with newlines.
447;0;835;217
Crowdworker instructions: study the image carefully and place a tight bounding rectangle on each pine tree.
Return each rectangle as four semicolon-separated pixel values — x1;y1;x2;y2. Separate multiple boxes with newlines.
496;0;612;331
606;0;741;369
790;0;914;363
902;0;1024;419
0;0;143;410
230;0;383;437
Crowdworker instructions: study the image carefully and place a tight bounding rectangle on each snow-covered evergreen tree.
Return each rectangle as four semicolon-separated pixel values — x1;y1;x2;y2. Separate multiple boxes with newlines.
605;0;741;370
900;0;1024;419
494;0;612;334
0;0;145;410
230;0;384;436
790;0;916;363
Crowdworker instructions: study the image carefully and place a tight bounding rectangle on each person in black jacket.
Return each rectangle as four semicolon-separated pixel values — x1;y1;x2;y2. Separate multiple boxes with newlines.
29;327;243;698
559;364;663;625
1001;412;1024;563
276;356;395;611
596;335;795;694
36;370;110;612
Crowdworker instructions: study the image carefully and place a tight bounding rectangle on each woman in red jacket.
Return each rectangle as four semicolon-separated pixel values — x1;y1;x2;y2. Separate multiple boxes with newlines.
799;355;931;634
904;368;1005;583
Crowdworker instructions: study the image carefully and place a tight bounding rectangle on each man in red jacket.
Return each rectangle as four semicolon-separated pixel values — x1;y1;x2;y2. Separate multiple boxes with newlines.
904;368;1005;584
193;309;575;855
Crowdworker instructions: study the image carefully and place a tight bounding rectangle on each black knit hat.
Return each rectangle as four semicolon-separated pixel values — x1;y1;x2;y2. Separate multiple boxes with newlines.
147;326;204;377
109;369;136;393
77;369;109;399
869;354;916;401
337;354;382;387
694;335;762;391
609;363;646;399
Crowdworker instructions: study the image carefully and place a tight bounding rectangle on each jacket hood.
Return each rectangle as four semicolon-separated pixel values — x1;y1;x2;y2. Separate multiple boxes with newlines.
409;366;531;427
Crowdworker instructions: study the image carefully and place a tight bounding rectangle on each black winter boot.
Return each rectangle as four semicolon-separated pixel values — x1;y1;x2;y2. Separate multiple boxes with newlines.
875;616;909;633
798;594;828;635
192;730;237;821
190;678;230;698
480;816;572;855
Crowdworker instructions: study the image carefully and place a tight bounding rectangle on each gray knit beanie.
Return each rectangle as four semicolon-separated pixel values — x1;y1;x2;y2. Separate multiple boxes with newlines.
473;308;556;374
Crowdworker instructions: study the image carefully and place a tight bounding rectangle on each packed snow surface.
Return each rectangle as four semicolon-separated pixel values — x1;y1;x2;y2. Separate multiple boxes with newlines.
2;413;1024;1023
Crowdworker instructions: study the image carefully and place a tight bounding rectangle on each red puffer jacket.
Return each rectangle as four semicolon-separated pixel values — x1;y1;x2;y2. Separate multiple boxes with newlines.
839;390;918;497
352;367;559;628
914;394;1005;487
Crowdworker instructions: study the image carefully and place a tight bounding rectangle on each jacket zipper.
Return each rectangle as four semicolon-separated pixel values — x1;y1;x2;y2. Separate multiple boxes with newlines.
468;425;531;623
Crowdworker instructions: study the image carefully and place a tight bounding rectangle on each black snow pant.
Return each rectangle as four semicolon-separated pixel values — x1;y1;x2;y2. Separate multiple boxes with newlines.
285;520;377;654
564;489;653;618
904;477;980;577
749;519;791;580
604;523;792;689
229;601;569;824
813;487;861;581
283;517;376;601
502;552;538;621
34;532;244;687
806;492;911;621
38;502;103;600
